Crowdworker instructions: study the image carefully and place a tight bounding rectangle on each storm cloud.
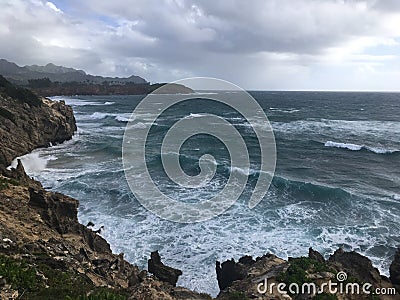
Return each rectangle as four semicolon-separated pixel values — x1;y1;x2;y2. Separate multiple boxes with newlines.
1;0;400;90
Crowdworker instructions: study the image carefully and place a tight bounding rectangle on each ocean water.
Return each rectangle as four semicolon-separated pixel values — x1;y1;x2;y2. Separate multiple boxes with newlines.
15;92;400;296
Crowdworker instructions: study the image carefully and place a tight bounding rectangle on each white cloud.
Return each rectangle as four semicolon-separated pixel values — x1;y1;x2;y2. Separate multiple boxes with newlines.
45;1;62;13
0;0;400;90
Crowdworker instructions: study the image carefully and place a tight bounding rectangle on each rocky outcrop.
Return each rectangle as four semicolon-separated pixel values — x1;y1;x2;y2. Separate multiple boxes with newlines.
309;247;325;263
216;249;400;300
216;258;248;290
0;76;76;169
328;248;390;286
0;168;210;299
148;251;183;286
391;248;400;291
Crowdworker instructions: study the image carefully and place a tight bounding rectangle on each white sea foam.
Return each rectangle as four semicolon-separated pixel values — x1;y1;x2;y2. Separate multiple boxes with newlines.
269;107;300;113
325;141;398;154
187;113;204;118
8;152;55;176
273;119;400;135
51;97;116;107
325;141;362;151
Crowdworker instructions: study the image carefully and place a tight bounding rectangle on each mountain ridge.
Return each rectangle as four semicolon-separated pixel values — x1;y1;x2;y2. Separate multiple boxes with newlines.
0;59;147;85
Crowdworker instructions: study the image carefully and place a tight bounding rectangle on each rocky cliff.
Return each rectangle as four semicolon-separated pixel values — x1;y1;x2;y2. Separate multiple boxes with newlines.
0;76;398;300
0;78;208;299
0;75;76;170
0;165;210;299
216;248;400;300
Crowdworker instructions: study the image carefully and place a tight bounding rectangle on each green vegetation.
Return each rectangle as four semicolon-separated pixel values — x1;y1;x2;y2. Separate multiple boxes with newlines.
0;255;38;292
0;75;41;107
0;177;19;190
0;255;127;300
277;257;335;296
28;78;52;88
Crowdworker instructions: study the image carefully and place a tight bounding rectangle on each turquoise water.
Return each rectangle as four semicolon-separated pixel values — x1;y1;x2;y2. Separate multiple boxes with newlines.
20;92;400;296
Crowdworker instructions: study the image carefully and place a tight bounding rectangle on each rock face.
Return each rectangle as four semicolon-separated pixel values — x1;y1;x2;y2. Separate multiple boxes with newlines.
216;249;400;300
216;258;248;290
328;248;389;285
0;169;209;299
391;248;400;291
29;187;81;235
309;247;325;263
148;251;183;286
0;76;76;169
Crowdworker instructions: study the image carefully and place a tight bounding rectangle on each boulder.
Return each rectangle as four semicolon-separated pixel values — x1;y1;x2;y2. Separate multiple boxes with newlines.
216;259;247;290
308;247;325;263
329;248;384;284
390;248;400;290
148;251;182;286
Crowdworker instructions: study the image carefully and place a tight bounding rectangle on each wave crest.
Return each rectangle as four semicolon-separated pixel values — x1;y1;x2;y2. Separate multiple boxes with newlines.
325;141;399;154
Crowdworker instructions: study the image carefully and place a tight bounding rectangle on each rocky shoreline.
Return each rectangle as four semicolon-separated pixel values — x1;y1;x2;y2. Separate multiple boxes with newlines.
0;78;399;299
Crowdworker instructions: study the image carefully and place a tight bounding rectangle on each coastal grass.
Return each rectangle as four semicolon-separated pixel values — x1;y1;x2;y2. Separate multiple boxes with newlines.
0;255;38;292
0;177;20;190
0;75;42;107
277;257;336;297
0;254;127;300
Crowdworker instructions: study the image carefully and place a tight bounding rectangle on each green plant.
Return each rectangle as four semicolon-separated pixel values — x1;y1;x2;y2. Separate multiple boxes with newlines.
277;257;335;295
0;255;38;292
0;177;19;190
0;75;41;107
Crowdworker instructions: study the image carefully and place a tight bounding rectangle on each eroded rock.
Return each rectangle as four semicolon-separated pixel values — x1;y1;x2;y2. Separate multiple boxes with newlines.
148;251;182;286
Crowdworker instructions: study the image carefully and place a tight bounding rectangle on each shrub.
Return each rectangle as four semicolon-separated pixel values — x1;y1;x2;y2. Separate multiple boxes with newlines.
0;255;38;292
0;75;41;107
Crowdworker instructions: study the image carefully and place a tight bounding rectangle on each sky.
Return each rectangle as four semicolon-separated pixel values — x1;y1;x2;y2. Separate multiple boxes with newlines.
1;0;400;90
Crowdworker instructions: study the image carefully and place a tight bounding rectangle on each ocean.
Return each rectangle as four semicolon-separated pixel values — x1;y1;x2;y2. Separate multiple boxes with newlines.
13;91;400;296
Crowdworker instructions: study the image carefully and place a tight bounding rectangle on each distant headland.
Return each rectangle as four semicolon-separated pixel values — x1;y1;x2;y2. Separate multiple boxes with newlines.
0;59;194;96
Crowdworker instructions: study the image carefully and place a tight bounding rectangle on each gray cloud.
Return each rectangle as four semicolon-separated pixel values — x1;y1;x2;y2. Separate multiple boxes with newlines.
0;0;400;89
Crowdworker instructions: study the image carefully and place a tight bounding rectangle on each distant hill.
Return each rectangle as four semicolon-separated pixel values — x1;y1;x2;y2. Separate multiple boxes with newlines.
0;59;147;85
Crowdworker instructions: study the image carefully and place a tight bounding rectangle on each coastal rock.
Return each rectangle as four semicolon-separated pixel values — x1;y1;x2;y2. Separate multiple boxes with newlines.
308;247;325;263
0;76;76;170
216;259;247;290
216;250;400;300
216;254;288;299
328;248;386;284
148;251;182;286
390;248;400;290
28;187;81;235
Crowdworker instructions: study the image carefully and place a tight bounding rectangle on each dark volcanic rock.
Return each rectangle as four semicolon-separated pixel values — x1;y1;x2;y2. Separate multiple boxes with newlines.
329;248;391;286
0;76;76;170
148;251;182;286
391;248;400;290
81;226;112;253
29;187;81;235
216;259;247;290
308;247;325;262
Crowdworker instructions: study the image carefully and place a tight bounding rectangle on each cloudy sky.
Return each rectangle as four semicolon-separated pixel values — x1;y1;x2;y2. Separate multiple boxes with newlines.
1;0;400;90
